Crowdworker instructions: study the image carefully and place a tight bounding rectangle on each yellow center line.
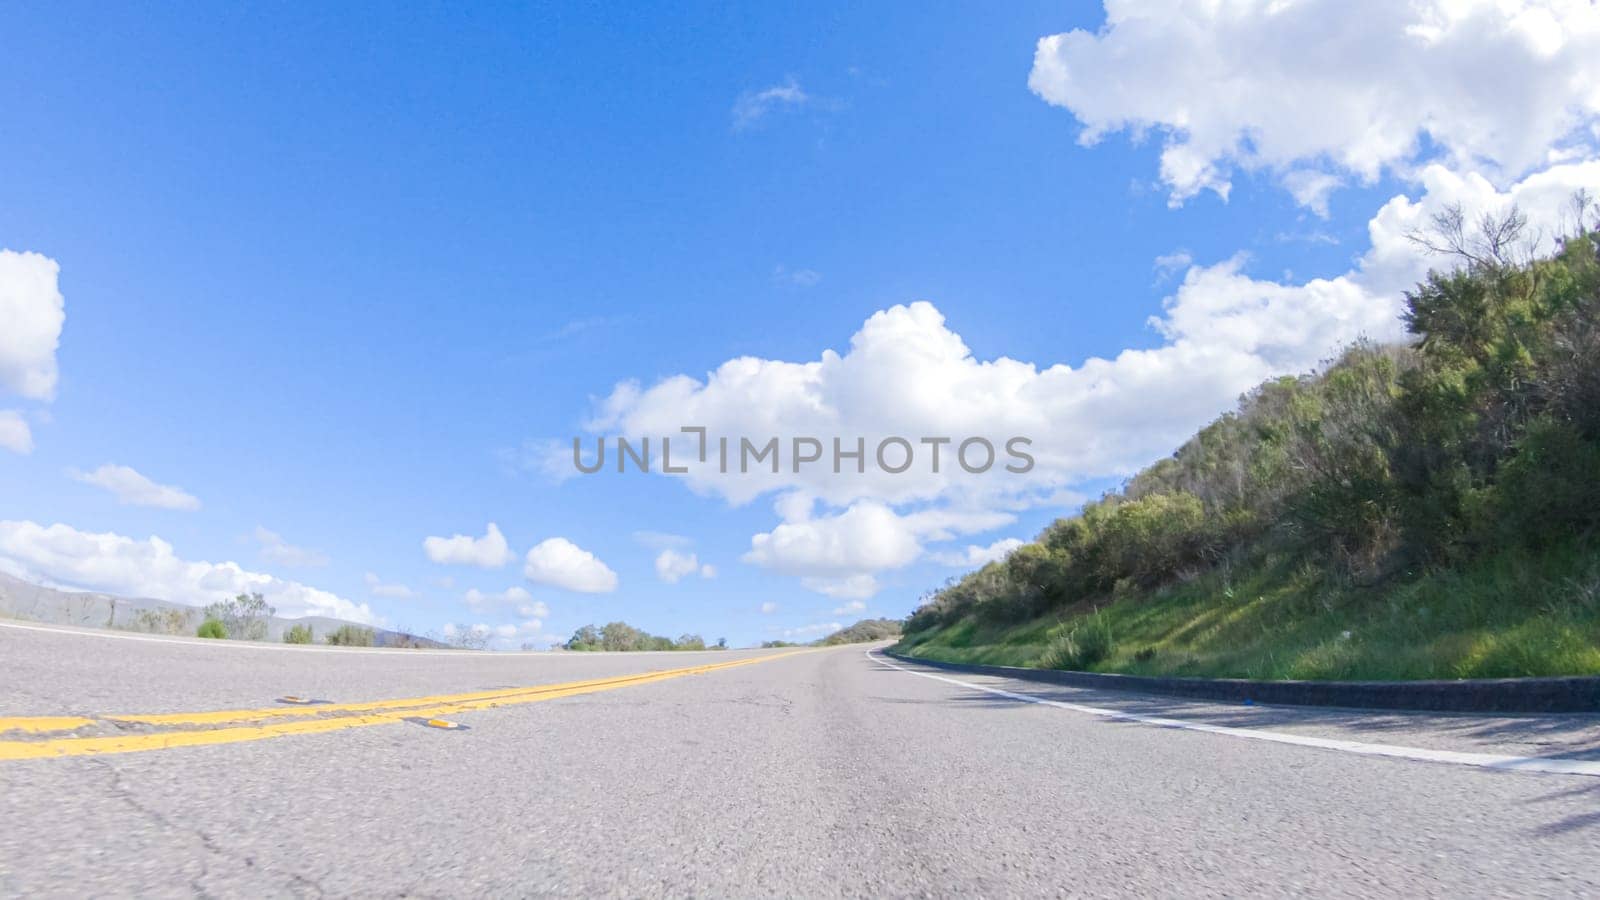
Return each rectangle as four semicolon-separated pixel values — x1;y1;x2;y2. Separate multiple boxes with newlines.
0;649;820;761
0;716;97;734
114;666;729;726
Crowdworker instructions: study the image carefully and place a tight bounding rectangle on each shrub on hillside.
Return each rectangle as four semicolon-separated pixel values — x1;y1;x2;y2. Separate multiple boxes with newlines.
1039;616;1115;671
1479;418;1600;550
325;624;374;647
821;618;903;645
196;618;227;639
283;623;314;644
130;608;194;636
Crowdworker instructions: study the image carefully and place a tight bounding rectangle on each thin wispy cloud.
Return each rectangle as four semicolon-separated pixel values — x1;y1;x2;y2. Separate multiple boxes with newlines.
732;77;810;131
773;265;822;287
68;464;200;511
1152;250;1192;283
633;530;693;550
254;527;330;568
533;315;629;345
364;572;415;599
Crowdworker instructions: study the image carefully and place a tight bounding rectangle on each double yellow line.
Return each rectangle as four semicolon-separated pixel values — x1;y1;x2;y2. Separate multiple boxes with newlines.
0;649;814;761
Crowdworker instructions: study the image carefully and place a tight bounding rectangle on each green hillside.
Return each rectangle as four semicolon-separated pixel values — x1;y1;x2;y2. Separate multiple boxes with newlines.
898;208;1600;681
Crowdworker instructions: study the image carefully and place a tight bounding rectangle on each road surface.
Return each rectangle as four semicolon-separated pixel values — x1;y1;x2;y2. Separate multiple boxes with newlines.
3;620;1600;897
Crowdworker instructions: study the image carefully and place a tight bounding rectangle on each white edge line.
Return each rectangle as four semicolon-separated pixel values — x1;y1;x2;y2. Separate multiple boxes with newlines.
868;650;1600;778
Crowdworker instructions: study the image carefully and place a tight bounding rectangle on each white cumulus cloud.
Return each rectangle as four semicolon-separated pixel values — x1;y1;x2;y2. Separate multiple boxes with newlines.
654;548;716;584
0;250;65;402
423;522;515;568
745;502;920;576
69;464;201;511
523;537;618;593
930;537;1026;568
0;520;376;622
1029;0;1600;207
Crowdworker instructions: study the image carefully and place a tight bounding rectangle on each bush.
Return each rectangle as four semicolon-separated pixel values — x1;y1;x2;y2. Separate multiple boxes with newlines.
1484;419;1600;549
1094;492;1217;588
196;618;228;639
131;608;194;635
325;624;375;647
283;623;314;644
1039;616;1115;670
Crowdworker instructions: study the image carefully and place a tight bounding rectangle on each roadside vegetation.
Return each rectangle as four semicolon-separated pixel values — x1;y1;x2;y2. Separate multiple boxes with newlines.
559;618;900;651
821;618;903;645
325;624;374;646
564;622;728;651
203;592;274;641
899;200;1600;681
127;607;194;636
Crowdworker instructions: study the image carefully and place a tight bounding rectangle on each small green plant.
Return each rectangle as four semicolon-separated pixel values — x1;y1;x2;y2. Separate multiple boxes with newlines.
1039;616;1115;670
283;623;314;644
197;618;228;639
325;624;375;647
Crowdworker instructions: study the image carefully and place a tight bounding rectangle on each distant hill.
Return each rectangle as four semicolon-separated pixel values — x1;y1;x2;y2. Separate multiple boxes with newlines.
821;618;903;645
0;571;446;648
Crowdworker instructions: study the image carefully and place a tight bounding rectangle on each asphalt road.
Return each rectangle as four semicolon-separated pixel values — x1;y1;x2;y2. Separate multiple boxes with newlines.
4;621;1600;897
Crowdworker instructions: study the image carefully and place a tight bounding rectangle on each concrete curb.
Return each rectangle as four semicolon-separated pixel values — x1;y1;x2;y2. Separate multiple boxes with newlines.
883;650;1600;713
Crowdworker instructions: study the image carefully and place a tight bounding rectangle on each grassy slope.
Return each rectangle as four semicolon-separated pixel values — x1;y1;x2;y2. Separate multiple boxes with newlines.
895;539;1600;681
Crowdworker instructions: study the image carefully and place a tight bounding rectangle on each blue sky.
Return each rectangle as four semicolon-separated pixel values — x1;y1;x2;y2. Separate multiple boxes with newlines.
4;2;1598;646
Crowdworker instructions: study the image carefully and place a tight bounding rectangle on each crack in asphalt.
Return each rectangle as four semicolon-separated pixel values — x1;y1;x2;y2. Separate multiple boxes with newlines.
92;759;329;898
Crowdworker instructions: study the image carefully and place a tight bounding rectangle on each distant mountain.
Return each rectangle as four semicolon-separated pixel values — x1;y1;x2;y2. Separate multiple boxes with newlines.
0;571;446;648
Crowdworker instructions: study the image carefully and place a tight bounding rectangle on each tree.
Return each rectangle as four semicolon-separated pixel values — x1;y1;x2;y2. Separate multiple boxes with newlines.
203;592;275;641
446;623;490;650
565;624;602;651
600;621;648;652
564;621;686;651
